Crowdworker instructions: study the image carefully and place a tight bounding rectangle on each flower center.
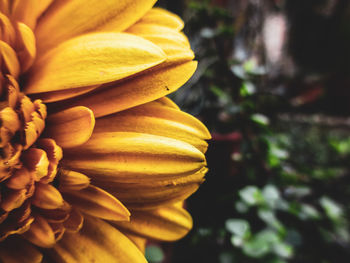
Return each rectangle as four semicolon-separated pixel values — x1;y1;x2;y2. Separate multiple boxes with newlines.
0;11;67;246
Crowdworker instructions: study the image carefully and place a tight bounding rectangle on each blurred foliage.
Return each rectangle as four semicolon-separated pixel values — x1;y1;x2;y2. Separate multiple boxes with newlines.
149;0;350;263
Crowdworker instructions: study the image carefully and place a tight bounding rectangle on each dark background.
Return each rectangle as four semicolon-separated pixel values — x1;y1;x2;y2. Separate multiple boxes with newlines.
148;1;350;262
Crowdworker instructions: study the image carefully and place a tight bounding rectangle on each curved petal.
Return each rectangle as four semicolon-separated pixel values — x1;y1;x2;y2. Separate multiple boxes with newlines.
94;100;211;152
15;22;36;72
43;106;95;148
62;185;130;221
98;168;207;210
47;216;147;263
25;33;166;94
112;204;193;241
31;85;98;103
51;61;197;118
0;40;20;78
11;0;54;29
22;215;55;248
62;132;206;183
134;7;184;31
0;236;43;263
35;0;156;52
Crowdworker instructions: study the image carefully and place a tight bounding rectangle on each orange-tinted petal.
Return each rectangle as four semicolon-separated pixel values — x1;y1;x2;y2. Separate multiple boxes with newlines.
54;61;197;118
43;106;95;148
62;185;130;221
112;204;193;241
47;216;147;263
0;236;43;263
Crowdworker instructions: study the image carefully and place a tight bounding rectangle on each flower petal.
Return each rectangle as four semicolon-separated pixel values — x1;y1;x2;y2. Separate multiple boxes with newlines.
63;209;84;233
25;33;166;94
14;22;36;72
0;40;20;78
112;204;193;241
35;0;156;52
62;185;130;221
31;85;98;103
57;169;90;192
47;216;147;263
11;0;54;29
0;236;43;263
62;132;206;183
98;168;207;210
22;215;55;248
124;233;146;253
134;7;184;31
43;106;95;148
53;61;197;118
31;183;64;210
94;100;211;152
126;24;190;47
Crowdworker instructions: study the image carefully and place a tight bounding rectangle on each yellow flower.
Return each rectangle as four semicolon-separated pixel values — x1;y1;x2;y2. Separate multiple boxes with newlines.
0;1;210;262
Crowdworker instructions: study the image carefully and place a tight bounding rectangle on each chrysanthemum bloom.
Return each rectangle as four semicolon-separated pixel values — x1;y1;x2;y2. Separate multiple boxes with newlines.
0;1;210;262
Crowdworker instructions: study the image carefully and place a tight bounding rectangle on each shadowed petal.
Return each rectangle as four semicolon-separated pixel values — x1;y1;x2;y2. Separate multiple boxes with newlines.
112;204;193;241
98;168;207;210
52;61;197;118
11;0;54;29
0;236;43;263
62;185;130;221
22;215;55;248
47;216;147;263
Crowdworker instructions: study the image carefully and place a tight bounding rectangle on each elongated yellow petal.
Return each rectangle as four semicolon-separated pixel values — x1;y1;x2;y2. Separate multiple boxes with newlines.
101;168;206;210
25;33;166;94
124;233;147;254
31;183;64;210
63;132;205;183
22;216;55;248
0;40;20;78
0;236;43;263
62;185;130;221
0;12;16;45
156;97;180;109
47;216;147;263
112;205;193;241
126;24;190;47
135;7;184;31
55;61;197;118
35;0;156;52
43;106;95;148
94;101;210;152
31;85;98;103
15;22;36;72
57;169;90;192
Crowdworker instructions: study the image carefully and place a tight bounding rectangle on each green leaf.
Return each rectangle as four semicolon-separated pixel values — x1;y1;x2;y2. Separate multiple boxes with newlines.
242;236;270;258
145;245;164;263
239;186;264;206
251;114;270;126
225;219;250;237
272;243;293;258
320;196;343;222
